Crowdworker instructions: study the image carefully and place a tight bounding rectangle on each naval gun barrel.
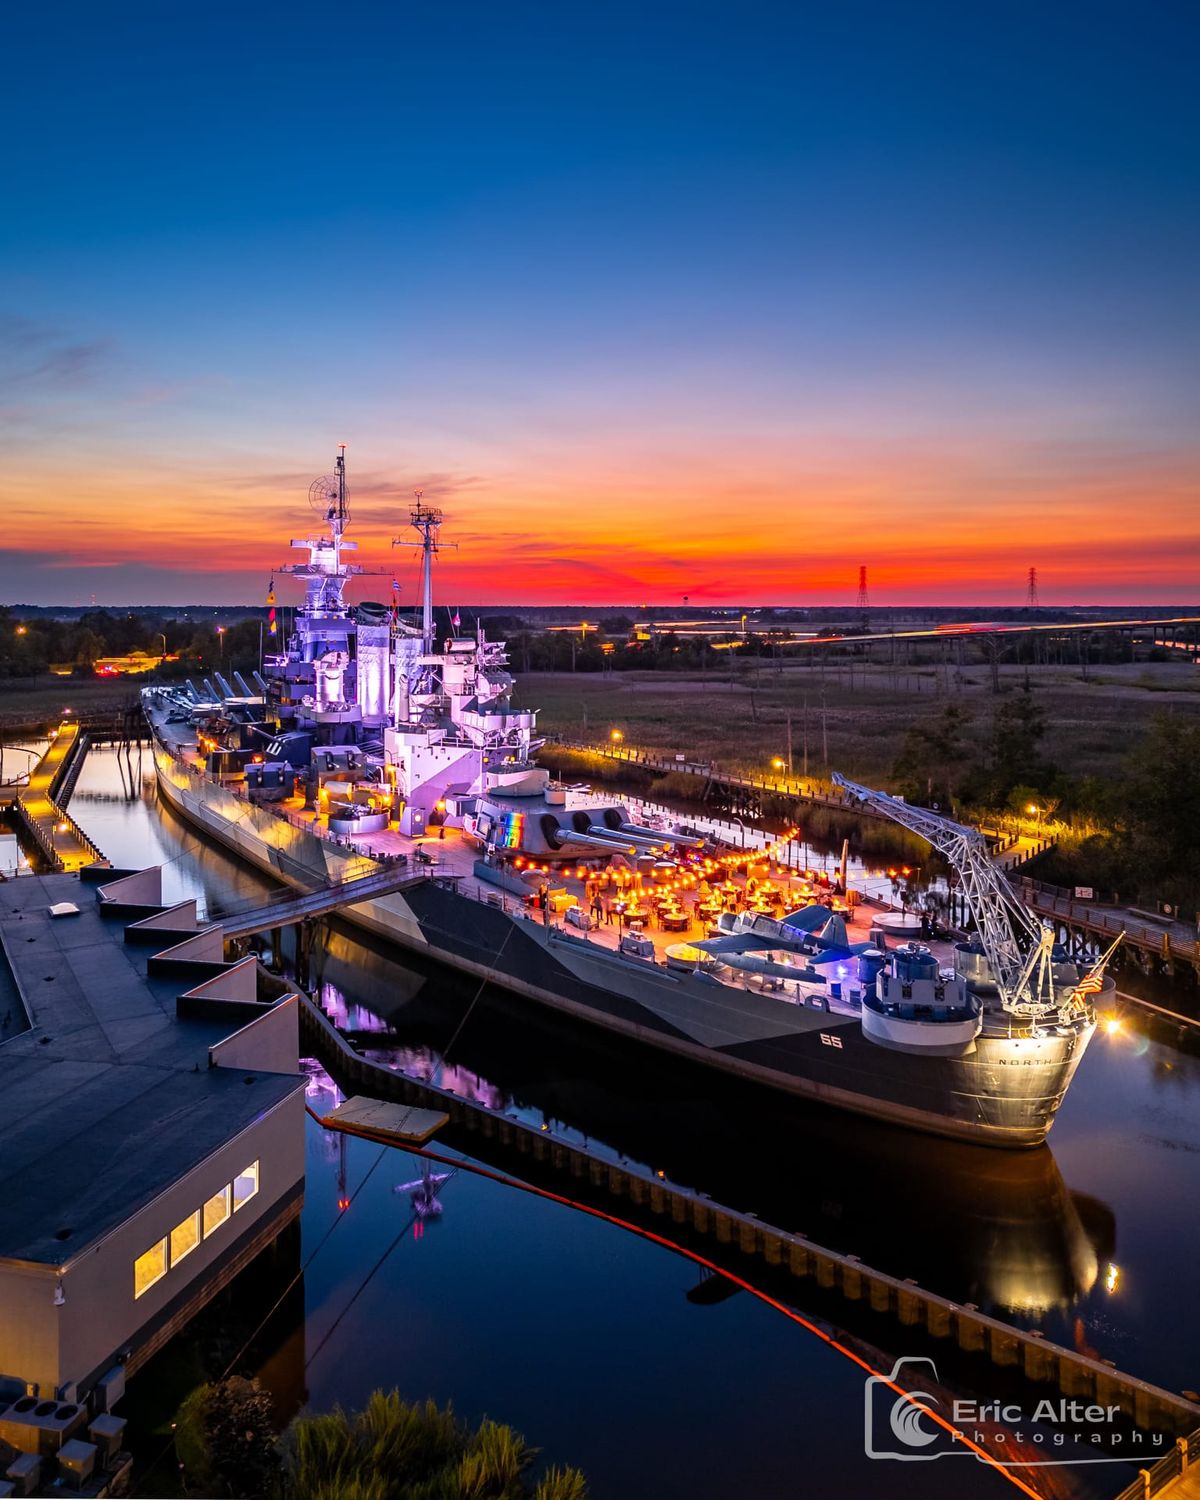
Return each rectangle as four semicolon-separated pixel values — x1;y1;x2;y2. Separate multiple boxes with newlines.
617;822;703;849
549;829;642;854
586;824;665;851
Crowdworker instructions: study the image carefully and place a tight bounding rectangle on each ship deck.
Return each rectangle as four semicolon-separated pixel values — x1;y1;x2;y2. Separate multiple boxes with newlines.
146;697;956;1009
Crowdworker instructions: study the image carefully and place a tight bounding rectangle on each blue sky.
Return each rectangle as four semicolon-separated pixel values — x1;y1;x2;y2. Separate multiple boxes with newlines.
2;0;1197;603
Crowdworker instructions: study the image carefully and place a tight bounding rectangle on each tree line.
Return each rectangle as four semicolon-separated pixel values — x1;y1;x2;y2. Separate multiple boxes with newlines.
0;607;271;678
892;689;1200;912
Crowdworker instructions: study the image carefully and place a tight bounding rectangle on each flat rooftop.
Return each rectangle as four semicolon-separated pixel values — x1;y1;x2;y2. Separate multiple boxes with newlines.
0;872;302;1266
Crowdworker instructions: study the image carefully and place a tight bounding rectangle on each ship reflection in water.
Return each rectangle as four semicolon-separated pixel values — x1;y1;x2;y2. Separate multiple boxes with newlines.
302;926;1116;1327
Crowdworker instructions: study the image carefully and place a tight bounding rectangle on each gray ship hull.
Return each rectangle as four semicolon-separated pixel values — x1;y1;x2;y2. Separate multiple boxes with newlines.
153;752;1093;1148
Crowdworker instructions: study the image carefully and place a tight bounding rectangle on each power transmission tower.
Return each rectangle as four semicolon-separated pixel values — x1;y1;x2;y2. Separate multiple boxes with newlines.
856;565;869;629
1026;566;1039;611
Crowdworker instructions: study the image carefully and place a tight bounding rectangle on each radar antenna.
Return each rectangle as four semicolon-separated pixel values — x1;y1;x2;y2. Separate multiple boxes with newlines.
309;444;350;536
831;772;1120;1024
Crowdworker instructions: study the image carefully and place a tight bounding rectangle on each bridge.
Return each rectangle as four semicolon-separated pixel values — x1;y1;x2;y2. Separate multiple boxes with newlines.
619;613;1200;656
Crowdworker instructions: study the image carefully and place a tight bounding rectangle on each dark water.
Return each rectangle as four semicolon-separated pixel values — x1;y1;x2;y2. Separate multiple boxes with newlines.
64;747;1200;1499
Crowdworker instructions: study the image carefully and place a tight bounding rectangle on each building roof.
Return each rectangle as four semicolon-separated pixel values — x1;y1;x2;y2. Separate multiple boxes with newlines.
0;873;303;1266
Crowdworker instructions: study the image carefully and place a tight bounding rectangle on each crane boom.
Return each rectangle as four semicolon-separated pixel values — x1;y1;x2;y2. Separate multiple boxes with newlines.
832;772;1063;1020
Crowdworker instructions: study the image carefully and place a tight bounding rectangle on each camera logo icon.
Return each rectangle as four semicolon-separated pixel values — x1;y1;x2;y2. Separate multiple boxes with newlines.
865;1357;958;1462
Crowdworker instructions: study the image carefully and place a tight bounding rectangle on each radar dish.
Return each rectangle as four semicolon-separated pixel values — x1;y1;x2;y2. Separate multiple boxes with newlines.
309;471;349;524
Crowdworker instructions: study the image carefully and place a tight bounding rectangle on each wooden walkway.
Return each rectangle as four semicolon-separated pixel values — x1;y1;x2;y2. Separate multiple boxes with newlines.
1019;877;1200;971
10;723;105;872
1114;1431;1200;1500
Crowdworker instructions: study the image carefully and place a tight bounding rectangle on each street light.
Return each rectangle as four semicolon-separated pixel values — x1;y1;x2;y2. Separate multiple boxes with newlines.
610;728;623;744
1027;802;1041;835
771;757;786;773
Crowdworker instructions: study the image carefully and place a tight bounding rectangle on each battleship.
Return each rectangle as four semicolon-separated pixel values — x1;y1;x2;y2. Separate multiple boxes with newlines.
144;450;1116;1147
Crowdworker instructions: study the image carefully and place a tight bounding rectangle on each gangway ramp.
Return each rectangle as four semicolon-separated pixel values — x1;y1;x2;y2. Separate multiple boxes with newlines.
213;863;427;939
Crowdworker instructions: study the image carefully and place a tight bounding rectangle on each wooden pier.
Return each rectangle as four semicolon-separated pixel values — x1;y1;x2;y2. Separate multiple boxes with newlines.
0;704;149;747
1018;875;1200;980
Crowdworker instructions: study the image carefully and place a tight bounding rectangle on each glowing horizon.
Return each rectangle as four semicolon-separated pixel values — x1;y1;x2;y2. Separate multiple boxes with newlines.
2;3;1197;607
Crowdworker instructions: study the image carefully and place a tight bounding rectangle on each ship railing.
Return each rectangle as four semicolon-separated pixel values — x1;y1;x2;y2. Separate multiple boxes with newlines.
863;994;980;1024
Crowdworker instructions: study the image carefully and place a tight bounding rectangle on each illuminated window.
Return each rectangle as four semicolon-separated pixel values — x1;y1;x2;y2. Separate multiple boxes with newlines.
134;1238;168;1299
170;1210;202;1266
203;1185;231;1238
233;1162;259;1211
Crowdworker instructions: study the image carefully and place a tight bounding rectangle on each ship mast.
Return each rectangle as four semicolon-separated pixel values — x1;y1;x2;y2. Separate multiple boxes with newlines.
333;443;348;538
394;491;456;654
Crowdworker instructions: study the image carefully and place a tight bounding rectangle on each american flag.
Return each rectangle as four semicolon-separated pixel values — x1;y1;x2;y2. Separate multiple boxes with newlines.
1071;971;1105;1001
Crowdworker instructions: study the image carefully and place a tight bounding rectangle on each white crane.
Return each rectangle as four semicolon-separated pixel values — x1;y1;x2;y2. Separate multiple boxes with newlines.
832;773;1113;1025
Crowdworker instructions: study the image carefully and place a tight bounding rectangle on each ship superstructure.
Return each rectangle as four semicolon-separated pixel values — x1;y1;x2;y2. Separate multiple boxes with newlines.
259;454;547;831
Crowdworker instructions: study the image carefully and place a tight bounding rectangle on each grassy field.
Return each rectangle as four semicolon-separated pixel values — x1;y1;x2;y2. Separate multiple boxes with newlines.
0;677;141;727
514;658;1200;790
1;658;1192;793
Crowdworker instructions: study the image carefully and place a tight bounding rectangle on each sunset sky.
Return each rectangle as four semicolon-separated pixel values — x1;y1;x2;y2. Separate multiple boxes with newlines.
3;1;1197;607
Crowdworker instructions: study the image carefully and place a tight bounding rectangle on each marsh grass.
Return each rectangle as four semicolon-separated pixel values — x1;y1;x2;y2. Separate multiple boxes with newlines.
520;660;1200;792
